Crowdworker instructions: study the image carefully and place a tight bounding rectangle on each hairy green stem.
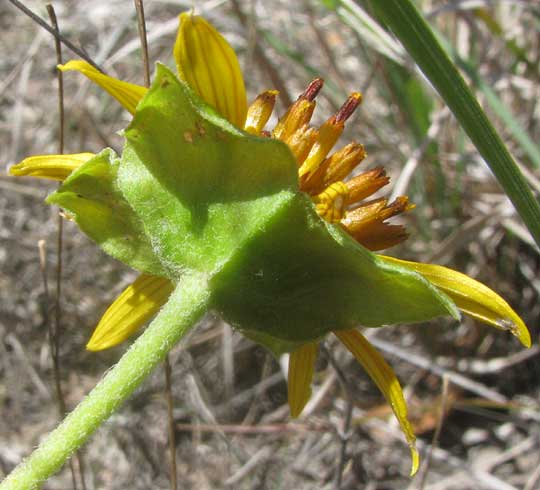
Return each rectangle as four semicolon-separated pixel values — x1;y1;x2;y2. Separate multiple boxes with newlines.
1;273;210;490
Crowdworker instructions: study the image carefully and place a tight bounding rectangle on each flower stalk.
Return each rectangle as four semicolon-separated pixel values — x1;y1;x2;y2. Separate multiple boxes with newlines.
0;273;210;490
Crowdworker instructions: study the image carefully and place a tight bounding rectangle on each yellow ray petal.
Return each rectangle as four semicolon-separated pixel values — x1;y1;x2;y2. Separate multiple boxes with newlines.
86;274;174;351
58;60;147;114
288;342;318;418
174;12;248;127
9;153;94;181
335;329;419;476
380;256;531;348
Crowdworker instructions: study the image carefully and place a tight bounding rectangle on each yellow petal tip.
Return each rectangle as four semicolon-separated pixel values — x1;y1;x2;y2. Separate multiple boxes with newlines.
86;327;123;351
288;343;317;419
512;320;531;348
410;445;420;476
174;12;248;126
86;327;121;351
57;60;81;72
85;339;107;352
8;165;21;177
289;405;302;419
9;153;94;181
379;256;531;349
179;11;192;22
85;330;126;351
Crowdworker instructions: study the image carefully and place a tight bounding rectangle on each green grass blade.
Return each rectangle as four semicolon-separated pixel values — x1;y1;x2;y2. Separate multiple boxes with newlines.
370;0;540;247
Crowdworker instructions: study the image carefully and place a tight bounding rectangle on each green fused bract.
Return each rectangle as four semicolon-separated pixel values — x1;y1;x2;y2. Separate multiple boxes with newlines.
49;64;458;356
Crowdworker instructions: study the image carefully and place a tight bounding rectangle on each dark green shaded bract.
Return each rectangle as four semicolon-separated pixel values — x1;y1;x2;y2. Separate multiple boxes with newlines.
48;64;459;355
211;192;458;354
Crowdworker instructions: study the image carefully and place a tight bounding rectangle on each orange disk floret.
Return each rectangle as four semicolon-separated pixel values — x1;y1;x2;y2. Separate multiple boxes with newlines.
344;167;390;204
244;90;278;135
341;196;415;251
244;78;415;253
273;79;323;141
301;142;367;195
298;93;362;179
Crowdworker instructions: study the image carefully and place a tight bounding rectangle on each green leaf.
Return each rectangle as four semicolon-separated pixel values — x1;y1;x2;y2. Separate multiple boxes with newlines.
370;0;540;248
46;149;165;275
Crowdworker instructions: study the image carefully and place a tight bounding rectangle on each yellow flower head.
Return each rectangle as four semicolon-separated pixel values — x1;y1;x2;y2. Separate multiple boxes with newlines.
9;11;531;477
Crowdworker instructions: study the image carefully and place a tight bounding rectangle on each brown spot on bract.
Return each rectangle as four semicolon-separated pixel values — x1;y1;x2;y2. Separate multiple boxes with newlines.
161;78;170;88
184;131;194;143
196;121;206;137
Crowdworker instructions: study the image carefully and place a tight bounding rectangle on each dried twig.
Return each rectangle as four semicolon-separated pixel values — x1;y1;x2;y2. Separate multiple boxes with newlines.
38;239;79;490
415;376;450;490
45;2;66;414
46;5;87;488
444;346;540;375
321;346;354;489
134;0;151;88
176;422;330;435
164;357;178;490
524;460;540;490
7;0;104;72
5;333;50;399
222;324;235;403
367;336;509;404
224;446;273;486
